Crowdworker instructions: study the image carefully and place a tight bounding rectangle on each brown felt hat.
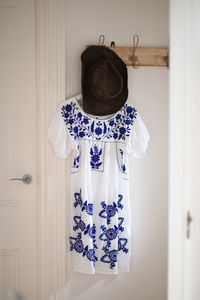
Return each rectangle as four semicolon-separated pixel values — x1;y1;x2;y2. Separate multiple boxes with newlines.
81;46;128;116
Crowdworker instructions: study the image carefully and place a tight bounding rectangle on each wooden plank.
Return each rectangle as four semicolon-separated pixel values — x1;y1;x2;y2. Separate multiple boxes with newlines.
108;46;168;67
87;46;169;67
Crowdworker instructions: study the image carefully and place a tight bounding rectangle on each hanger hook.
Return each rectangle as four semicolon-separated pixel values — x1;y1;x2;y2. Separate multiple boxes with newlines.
132;34;140;69
99;35;105;46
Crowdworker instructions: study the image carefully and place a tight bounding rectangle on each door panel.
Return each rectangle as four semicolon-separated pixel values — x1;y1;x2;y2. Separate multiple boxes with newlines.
0;1;36;299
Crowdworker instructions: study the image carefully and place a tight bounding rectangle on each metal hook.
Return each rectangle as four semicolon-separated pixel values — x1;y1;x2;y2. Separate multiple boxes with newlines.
99;35;105;46
131;34;140;69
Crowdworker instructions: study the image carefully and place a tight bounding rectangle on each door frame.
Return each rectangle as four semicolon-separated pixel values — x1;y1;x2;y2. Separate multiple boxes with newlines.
36;1;67;299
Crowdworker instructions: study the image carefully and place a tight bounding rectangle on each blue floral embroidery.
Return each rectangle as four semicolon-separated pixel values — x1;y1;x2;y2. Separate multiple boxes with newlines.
99;225;119;243
74;190;83;208
73;216;86;231
117;194;123;209
82;201;93;215
73;189;93;215
118;238;128;253
70;233;84;253
99;219;125;249
61;100;137;142
72;154;80;169
84;224;97;241
118;217;125;232
101;249;118;270
83;246;98;262
90;144;103;170
118;149;127;173
70;189;97;264
70;233;98;262
70;190;128;270
71;145;80;172
99;194;123;224
99;194;128;269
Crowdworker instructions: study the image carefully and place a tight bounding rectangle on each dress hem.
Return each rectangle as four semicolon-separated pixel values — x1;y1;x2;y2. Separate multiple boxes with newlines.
73;267;130;275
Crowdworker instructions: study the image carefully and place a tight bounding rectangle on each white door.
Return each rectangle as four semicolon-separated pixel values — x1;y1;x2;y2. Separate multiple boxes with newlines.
168;0;200;299
0;1;37;299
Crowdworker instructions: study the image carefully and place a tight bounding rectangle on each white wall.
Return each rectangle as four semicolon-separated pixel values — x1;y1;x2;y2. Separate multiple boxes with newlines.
65;1;168;300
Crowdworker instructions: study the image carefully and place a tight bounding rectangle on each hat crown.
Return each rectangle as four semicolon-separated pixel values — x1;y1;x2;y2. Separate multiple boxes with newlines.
87;59;123;102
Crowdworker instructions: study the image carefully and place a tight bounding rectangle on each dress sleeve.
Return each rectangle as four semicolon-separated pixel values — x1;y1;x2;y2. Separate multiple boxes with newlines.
48;105;71;159
127;113;150;158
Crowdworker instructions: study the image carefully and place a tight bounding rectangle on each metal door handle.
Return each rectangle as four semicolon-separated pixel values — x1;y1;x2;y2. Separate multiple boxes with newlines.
9;173;32;184
187;211;193;239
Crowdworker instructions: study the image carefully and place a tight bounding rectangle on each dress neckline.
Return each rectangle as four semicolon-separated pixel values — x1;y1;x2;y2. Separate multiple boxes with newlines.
74;95;126;122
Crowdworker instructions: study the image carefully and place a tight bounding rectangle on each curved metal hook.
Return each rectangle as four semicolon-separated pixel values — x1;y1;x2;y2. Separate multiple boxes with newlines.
132;34;140;69
99;35;105;46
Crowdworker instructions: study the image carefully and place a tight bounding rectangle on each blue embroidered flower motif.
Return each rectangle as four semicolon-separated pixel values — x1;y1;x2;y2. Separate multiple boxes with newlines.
79;131;85;138
99;194;123;224
64;112;69;118
99;202;117;223
125;119;131;125
116;114;121;120
118;238;128;253
101;249;118;269
87;249;97;262
84;224;96;239
109;119;115;126
83;117;89;124
117;194;123;209
109;249;118;262
89;226;96;240
73;216;86;231
73;126;78;133
61;100;137;142
82;201;93;215
74;240;84;253
113;133;118;139
72;146;80;171
100;236;128;269
66;104;72;112
99;225;119;242
70;233;98;262
77;112;82;119
118;149;127;174
83;246;98;262
95;127;102;136
68;118;74;125
71;220;97;263
72;154;80;168
126;106;133;113
73;189;83;208
118;217;125;232
73;190;93;215
90;144;103;170
70;233;84;253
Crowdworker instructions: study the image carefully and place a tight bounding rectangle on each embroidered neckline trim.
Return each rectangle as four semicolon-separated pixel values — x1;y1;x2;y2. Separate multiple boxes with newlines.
61;97;137;141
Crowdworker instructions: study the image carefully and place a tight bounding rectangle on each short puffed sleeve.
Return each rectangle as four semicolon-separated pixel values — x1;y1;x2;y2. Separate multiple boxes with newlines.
48;105;71;159
127;112;150;157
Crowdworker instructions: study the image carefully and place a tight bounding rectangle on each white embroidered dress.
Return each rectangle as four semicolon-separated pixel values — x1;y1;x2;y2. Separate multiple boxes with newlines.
48;94;149;275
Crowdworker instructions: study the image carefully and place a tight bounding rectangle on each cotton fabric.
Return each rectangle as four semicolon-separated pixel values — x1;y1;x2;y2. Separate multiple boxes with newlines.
48;94;149;275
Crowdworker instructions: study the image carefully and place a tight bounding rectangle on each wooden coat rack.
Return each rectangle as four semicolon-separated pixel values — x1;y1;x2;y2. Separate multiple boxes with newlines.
106;46;168;67
88;34;169;68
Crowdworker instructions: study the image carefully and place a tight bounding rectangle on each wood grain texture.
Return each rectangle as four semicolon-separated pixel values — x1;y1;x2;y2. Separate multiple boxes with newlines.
87;46;169;67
